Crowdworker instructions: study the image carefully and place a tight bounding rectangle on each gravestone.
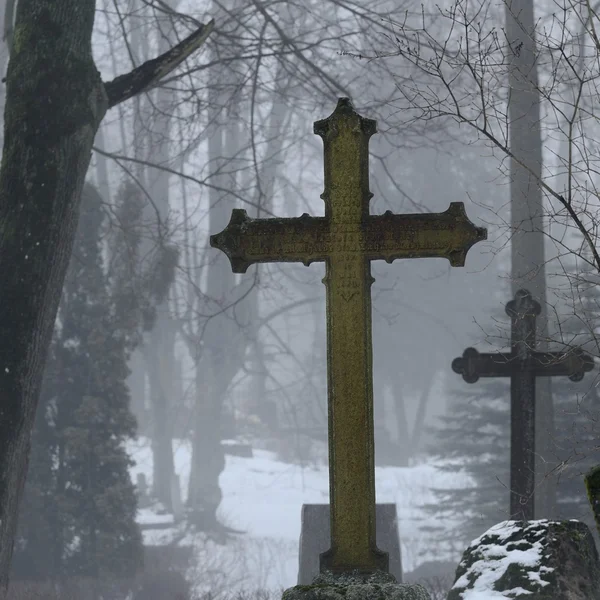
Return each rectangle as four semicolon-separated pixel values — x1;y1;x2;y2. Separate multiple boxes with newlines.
211;98;485;597
298;504;402;584
452;289;594;520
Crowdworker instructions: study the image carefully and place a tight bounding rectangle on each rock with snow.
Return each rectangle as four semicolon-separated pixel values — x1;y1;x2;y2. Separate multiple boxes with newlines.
448;519;600;599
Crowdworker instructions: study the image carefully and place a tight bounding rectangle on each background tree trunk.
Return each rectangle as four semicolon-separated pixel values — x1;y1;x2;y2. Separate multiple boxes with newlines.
505;0;556;518
187;74;247;530
144;0;180;510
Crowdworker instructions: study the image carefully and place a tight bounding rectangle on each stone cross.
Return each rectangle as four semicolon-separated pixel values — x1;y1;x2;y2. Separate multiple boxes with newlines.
452;289;594;521
210;97;487;575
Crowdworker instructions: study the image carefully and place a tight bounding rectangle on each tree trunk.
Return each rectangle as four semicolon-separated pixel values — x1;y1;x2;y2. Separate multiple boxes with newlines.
142;0;181;510
127;349;149;434
0;0;107;586
409;373;435;455
0;0;212;583
245;63;290;433
0;0;11;152
187;0;248;526
505;0;556;518
144;318;176;508
391;382;410;467
187;108;247;529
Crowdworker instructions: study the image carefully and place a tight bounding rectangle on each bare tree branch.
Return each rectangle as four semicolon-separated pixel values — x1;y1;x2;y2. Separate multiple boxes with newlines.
104;18;215;108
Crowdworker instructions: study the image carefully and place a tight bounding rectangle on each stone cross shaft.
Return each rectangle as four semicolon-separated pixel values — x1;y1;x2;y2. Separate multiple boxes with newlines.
211;98;487;574
452;289;594;521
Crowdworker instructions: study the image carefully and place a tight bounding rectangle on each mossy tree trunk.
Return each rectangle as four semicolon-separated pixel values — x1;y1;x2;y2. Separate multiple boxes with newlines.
585;465;600;538
0;0;213;587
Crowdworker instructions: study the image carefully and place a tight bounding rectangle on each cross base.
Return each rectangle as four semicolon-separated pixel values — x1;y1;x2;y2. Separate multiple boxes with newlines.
282;571;431;600
320;547;389;576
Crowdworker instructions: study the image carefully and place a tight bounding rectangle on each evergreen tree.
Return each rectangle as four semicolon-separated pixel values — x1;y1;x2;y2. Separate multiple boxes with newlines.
552;259;600;532
13;183;143;581
11;350;62;580
423;303;511;550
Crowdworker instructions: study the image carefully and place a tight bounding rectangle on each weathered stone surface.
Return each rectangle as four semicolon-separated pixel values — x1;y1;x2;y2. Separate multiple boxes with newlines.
585;464;600;537
283;570;430;600
298;504;403;584
448;519;600;599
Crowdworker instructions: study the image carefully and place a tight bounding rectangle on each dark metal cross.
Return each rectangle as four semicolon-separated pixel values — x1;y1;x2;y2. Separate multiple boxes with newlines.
452;289;594;520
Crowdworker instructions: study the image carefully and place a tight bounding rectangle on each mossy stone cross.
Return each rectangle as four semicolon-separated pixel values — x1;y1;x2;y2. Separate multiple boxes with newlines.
211;98;487;574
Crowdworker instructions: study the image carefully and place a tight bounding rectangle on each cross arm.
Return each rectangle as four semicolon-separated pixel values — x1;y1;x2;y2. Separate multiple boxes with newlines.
452;347;595;383
452;347;514;383
529;349;595;382
365;202;487;267
209;209;328;273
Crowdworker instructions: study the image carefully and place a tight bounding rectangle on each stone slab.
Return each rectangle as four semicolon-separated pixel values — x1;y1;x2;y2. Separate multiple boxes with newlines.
284;571;429;600
448;519;600;599
297;504;402;584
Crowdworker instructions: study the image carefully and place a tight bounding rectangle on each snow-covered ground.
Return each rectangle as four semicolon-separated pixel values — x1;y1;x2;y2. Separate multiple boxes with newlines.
128;438;472;596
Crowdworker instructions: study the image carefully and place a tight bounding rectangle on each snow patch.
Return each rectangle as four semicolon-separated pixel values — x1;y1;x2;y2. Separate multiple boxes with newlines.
128;438;474;593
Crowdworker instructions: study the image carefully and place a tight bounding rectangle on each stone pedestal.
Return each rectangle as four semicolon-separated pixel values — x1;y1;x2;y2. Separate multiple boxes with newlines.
298;504;402;584
284;571;430;600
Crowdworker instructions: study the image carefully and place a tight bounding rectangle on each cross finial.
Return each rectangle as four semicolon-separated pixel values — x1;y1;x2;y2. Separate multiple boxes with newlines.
313;98;376;221
506;288;541;320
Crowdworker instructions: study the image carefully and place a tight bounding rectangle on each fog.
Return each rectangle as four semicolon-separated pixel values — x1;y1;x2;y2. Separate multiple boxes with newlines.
6;0;600;598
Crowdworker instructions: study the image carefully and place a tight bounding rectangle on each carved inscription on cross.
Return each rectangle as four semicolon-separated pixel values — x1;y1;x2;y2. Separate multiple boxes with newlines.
211;98;487;575
452;289;594;521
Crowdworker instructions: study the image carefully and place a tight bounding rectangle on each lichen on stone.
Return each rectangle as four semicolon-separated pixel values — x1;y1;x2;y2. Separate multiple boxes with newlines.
282;570;430;600
585;465;600;537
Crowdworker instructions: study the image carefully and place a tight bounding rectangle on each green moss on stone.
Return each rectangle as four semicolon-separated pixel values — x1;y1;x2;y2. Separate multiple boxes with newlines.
585;465;600;537
282;581;430;600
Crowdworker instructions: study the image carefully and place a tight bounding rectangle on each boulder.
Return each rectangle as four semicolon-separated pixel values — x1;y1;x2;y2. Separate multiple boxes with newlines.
448;519;600;599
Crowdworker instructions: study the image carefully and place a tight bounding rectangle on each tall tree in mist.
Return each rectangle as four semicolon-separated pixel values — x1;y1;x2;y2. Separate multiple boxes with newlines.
129;0;183;510
0;0;213;585
12;184;142;581
186;0;251;530
366;0;600;519
552;254;600;531
505;0;556;518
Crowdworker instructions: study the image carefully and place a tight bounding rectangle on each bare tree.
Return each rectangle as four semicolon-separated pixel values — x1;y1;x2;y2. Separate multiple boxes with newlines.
342;0;600;515
94;0;497;528
359;0;600;271
0;0;213;586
